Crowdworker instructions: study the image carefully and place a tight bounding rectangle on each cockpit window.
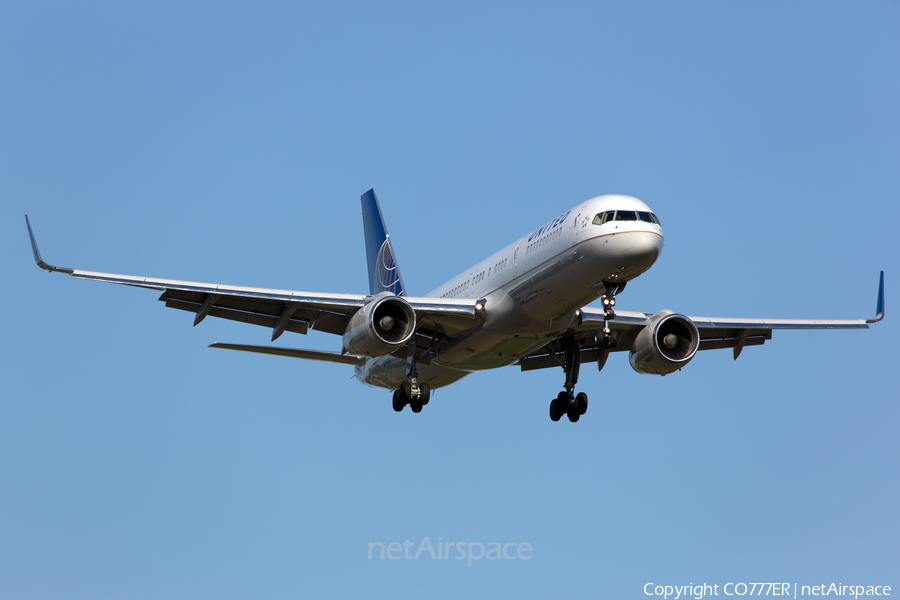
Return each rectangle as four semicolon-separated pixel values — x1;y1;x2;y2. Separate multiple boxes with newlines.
592;210;660;225
592;211;616;225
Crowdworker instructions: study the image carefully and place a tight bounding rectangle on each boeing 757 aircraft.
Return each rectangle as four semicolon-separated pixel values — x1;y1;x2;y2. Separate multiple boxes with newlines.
26;190;884;422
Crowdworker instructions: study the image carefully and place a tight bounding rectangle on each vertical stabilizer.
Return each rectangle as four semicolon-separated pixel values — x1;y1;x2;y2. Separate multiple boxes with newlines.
361;189;406;297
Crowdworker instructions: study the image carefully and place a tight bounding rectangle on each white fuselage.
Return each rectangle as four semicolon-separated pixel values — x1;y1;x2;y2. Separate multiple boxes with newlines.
355;195;664;389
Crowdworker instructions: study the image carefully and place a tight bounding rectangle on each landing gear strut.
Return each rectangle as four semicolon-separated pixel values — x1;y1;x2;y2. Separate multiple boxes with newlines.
600;281;625;348
392;340;430;413
548;338;589;422
547;281;626;423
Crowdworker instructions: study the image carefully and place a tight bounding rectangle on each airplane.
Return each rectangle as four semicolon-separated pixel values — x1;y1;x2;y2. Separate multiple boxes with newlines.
25;190;884;422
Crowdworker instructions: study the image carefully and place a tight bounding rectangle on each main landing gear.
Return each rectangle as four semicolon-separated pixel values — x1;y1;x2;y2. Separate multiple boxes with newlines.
392;344;430;413
550;390;588;423
548;338;589;423
549;281;624;423
392;379;430;413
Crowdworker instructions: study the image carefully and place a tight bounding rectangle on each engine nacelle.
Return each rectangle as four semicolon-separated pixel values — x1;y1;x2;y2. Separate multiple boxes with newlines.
342;293;416;357
629;310;700;375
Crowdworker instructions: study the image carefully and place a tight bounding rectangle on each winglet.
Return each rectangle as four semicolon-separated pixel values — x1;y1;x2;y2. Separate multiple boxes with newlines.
866;271;884;323
24;215;74;274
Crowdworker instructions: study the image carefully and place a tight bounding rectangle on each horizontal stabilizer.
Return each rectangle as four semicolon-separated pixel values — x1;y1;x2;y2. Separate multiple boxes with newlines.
209;343;367;366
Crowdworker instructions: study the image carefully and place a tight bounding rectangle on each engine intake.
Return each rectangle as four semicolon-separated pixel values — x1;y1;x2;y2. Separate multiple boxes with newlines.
342;293;416;357
629;310;699;375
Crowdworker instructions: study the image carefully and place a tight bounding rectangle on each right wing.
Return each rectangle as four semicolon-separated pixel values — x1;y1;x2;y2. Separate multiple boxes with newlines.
519;272;883;371
26;216;478;342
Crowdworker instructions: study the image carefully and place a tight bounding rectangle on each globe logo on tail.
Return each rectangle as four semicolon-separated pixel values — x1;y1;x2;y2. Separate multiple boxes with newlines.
375;238;404;296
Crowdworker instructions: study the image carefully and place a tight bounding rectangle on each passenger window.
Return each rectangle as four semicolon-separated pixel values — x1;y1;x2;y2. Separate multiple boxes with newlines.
615;210;636;221
639;211;654;223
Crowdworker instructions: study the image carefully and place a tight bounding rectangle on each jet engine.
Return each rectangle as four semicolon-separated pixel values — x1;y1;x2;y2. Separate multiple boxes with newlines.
342;293;416;357
629;310;700;375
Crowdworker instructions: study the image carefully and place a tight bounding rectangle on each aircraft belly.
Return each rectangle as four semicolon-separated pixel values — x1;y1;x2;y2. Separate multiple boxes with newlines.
357;356;470;390
431;234;654;371
431;299;577;371
431;334;549;371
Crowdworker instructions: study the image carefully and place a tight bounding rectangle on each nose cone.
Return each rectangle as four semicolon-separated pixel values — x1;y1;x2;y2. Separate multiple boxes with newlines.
617;231;663;275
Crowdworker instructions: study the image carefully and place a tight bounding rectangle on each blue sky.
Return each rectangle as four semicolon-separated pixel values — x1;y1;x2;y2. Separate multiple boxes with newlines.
2;2;897;598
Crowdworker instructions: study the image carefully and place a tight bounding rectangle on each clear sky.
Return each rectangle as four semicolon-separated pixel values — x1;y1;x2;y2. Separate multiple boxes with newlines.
2;2;897;598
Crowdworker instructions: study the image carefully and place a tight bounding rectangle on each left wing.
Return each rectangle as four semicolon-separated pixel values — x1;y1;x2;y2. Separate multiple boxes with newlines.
25;216;478;341
520;272;884;370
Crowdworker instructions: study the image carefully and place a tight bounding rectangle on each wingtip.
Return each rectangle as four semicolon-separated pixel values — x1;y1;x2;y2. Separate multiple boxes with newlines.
24;215;74;274
875;270;884;321
866;270;884;323
24;214;43;266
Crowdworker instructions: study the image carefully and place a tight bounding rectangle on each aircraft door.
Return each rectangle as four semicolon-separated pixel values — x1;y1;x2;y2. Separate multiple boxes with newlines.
574;204;591;243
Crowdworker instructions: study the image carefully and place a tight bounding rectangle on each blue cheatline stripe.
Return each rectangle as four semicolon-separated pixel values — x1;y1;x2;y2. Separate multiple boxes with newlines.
360;189;406;297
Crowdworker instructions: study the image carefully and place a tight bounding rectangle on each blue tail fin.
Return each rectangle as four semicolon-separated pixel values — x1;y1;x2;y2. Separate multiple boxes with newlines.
361;189;406;297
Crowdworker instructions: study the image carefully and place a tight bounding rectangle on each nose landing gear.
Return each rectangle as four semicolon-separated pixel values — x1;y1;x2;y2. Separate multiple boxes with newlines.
598;280;626;352
600;292;616;320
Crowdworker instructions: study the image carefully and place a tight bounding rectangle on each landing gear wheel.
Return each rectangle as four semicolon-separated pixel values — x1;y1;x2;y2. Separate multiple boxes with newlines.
419;383;431;406
567;409;580;423
549;399;562;421
410;401;423;413
550;392;569;422
399;381;412;405
392;390;404;412
576;392;588;415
